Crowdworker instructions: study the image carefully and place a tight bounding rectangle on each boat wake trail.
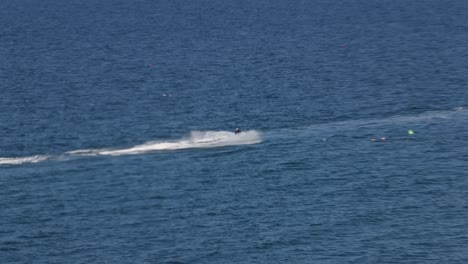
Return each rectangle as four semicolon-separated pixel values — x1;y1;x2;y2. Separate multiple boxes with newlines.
68;130;262;156
1;107;466;166
0;155;50;165
0;130;262;165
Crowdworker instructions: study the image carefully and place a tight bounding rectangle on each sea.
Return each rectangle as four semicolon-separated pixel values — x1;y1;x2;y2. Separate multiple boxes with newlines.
1;0;468;263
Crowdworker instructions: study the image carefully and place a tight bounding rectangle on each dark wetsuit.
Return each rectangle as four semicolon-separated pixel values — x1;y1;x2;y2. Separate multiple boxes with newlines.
234;128;241;134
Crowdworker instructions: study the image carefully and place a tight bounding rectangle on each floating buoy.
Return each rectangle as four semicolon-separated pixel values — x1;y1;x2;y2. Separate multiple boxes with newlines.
408;130;414;135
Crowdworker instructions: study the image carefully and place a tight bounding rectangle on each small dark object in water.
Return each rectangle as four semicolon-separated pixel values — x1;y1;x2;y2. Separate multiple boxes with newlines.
234;128;241;134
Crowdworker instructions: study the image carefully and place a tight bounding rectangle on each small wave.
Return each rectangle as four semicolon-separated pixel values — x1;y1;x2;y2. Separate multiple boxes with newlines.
0;155;49;165
311;107;468;130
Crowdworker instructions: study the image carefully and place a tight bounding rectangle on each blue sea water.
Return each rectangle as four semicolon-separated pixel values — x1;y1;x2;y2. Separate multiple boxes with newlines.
1;0;468;263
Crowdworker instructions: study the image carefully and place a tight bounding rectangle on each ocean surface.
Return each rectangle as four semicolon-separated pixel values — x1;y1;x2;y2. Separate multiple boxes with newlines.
1;0;468;263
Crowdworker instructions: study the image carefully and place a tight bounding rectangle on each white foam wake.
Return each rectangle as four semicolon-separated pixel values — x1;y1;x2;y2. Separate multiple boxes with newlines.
68;130;262;156
0;155;49;165
0;131;261;165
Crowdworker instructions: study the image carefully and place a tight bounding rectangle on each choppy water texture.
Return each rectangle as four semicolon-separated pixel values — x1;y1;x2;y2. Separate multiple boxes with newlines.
1;0;468;263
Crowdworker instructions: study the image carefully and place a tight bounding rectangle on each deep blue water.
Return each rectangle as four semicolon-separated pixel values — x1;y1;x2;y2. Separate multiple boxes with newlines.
1;0;468;263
